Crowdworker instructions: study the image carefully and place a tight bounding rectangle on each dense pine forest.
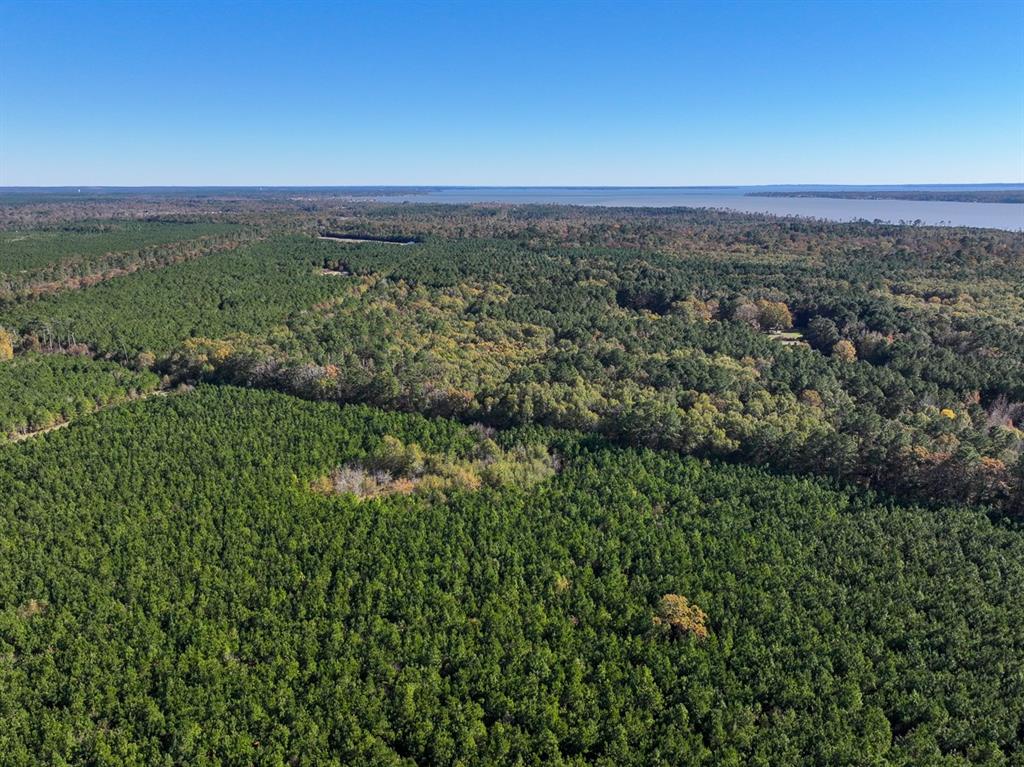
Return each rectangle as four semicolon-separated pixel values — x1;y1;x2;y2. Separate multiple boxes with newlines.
1;192;1022;764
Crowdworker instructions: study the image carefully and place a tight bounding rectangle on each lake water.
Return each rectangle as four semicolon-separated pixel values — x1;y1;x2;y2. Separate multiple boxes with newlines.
380;187;1024;231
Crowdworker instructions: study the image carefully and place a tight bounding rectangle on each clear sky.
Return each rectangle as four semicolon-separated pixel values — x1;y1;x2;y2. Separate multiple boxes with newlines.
1;0;1022;186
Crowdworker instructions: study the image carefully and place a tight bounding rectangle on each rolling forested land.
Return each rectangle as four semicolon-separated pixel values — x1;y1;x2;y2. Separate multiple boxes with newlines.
1;193;1022;765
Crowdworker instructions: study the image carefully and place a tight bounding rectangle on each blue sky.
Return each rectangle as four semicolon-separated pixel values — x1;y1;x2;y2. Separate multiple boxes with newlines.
1;0;1022;185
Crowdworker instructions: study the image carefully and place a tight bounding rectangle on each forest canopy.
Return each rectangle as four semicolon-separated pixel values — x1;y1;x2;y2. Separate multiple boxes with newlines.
5;215;1019;512
1;386;1021;765
1;195;1022;765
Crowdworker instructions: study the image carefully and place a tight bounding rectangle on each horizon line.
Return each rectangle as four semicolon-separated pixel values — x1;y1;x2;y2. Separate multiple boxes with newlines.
3;182;1024;190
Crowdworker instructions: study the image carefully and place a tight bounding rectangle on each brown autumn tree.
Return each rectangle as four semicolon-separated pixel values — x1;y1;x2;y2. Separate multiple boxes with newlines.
731;301;762;328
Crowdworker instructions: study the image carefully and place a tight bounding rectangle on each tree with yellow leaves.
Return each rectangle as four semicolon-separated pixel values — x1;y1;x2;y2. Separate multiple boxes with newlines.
654;594;709;640
756;300;793;331
0;327;15;361
832;339;857;362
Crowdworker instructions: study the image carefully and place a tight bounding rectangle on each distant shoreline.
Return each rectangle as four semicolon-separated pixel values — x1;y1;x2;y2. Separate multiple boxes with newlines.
2;185;1022;230
749;190;1024;204
3;184;1024;193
